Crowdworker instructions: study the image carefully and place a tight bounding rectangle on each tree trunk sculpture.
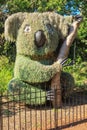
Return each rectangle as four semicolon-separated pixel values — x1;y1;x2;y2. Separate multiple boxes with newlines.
51;16;83;107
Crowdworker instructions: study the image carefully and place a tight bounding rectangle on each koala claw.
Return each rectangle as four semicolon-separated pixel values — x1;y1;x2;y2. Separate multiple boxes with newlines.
75;15;83;23
46;89;56;101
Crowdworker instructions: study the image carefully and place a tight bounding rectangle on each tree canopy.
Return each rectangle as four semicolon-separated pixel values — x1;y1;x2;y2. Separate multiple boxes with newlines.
0;0;67;14
0;0;87;16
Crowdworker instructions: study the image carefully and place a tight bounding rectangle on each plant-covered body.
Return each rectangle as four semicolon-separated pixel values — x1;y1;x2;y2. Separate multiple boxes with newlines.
5;12;75;105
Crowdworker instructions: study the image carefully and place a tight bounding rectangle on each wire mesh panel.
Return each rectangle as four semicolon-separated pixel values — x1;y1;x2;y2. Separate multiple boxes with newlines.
0;88;87;130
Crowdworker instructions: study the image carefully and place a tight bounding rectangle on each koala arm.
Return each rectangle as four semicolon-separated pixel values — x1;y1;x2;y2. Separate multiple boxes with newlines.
14;55;62;83
57;16;83;63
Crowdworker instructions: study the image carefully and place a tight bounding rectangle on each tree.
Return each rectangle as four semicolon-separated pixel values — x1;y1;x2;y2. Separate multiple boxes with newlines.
2;0;67;14
51;16;83;107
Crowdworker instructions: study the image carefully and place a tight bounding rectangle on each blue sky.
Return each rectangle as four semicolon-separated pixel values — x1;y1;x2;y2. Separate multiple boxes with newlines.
65;0;80;15
70;7;80;15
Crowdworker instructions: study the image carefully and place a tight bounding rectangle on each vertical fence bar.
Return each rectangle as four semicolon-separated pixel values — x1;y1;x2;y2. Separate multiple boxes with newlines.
75;92;78;122
0;93;3;130
45;93;47;130
49;91;52;130
24;87;27;130
35;87;37;130
72;92;74;123
7;91;10;130
64;88;67;125
83;91;86;119
30;86;32;130
60;99;63;128
19;88;21;130
82;91;84;120
54;87;58;129
13;91;16;130
68;94;71;124
79;91;82;121
40;86;42;130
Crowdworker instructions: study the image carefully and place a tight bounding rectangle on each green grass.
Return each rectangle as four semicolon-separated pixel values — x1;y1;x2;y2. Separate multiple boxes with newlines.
0;56;14;93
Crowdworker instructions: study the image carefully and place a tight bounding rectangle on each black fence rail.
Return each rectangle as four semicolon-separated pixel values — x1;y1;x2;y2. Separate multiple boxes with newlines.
0;88;87;130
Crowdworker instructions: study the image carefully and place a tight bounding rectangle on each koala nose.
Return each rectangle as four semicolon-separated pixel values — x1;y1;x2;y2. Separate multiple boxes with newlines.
34;30;46;47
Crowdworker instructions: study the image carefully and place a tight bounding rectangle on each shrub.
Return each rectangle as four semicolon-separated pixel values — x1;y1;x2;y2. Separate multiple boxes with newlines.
64;61;87;89
0;56;14;93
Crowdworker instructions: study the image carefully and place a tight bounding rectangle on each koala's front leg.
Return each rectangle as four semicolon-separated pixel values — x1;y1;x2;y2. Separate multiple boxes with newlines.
8;78;47;105
46;88;55;101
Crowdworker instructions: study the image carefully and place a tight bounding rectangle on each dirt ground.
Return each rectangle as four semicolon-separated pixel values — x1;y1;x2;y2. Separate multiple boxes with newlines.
63;122;87;130
1;103;87;130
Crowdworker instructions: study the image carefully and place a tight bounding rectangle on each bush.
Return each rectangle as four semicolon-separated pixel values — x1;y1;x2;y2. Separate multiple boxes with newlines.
0;12;16;62
0;12;7;54
0;56;14;93
63;61;87;89
3;41;16;62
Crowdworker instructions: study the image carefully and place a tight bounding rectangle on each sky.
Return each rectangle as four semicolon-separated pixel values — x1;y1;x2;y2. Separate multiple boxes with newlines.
65;0;80;15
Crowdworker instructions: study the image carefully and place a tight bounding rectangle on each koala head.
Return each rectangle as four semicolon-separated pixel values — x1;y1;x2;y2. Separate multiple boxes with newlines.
5;12;73;60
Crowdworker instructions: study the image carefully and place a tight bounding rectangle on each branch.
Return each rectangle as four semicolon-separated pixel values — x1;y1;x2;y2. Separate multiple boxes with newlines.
57;15;83;64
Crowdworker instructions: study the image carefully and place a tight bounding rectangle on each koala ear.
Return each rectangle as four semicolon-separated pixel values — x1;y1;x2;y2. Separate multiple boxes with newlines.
4;12;26;42
59;16;73;40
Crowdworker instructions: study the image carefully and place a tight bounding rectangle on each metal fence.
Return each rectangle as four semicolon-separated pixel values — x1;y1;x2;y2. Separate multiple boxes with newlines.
0;87;87;130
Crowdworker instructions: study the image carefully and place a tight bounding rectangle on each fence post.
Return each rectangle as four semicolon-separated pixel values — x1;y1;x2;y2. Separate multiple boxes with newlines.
51;72;62;129
51;72;62;108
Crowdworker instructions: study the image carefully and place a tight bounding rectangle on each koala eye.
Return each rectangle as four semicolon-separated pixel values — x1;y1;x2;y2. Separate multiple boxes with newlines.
45;24;54;34
46;24;51;30
24;25;31;32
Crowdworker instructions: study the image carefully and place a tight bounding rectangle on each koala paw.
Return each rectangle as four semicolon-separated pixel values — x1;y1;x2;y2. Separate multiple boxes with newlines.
75;15;83;23
46;89;56;101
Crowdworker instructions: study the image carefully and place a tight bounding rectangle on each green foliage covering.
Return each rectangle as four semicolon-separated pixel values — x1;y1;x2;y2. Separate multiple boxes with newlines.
8;78;46;105
4;12;74;105
14;55;61;83
5;12;73;45
1;0;87;104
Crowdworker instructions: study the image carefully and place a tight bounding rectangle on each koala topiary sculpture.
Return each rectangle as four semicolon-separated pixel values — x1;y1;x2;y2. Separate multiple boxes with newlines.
5;12;82;106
